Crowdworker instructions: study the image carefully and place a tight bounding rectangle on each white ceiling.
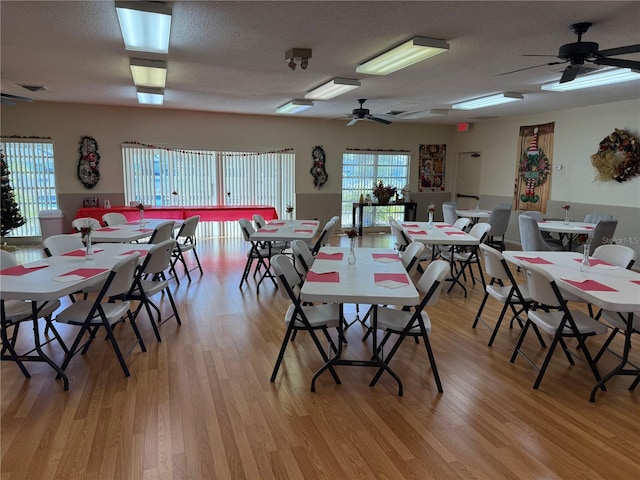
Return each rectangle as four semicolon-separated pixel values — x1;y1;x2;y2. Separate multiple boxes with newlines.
2;1;639;125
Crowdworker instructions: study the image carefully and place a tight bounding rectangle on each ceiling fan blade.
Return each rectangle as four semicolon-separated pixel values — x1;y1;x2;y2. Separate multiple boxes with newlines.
559;66;580;84
496;61;566;76
367;115;391;125
346;118;359;126
593;58;640;69
1;97;16;106
1;93;33;102
597;44;640;56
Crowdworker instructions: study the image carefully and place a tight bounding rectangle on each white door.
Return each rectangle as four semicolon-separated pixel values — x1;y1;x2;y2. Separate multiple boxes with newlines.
457;152;482;209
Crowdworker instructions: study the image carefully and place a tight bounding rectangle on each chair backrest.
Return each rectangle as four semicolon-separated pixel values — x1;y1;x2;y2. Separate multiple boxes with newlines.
487;205;511;237
176;215;199;241
468;222;491;242
401;241;425;277
479;244;510;282
102;212;127;226
324;219;338;244
442;203;458;225
291;239;314;273
0;249;17;268
271;254;303;301
453;217;471;231
42;234;85;256
252;214;266;229
311;219;335;254
140;239;176;275
415;260;449;307
518;214;551;251
148;220;175;244
238;218;255;242
586;219;618;255
592;244;636;269
520;262;561;308
72;217;102;232
521;211;544;221
102;252;140;298
389;217;410;251
584;213;613;224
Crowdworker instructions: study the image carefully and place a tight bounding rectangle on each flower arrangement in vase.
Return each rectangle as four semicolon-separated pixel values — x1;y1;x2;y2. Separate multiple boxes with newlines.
345;228;358;264
80;223;94;259
372;180;397;205
428;203;436;227
561;203;570;225
136;203;145;225
285;204;294;228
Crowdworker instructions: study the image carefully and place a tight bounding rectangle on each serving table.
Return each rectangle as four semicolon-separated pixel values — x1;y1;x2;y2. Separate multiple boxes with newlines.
503;250;640;401
0;244;154;390
536;220;595;250
455;208;491;224
300;247;419;395
352;202;417;236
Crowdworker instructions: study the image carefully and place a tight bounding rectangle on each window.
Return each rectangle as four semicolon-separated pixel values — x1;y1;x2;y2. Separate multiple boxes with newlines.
341;151;410;229
1;140;57;237
122;144;295;237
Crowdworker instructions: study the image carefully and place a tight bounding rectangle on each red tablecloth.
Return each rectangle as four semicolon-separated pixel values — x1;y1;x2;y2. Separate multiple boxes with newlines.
76;205;279;223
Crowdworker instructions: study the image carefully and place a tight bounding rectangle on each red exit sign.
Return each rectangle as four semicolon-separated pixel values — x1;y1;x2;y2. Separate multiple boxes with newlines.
457;123;471;132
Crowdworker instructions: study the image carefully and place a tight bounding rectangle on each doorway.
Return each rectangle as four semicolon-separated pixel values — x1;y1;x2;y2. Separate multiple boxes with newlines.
456;152;482;209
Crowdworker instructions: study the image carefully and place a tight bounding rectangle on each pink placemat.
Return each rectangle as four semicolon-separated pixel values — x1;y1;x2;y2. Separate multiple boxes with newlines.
302;221;318;225
269;222;286;226
407;230;427;235
0;265;48;276
572;258;613;267
96;227;119;231
126;221;141;225
631;280;640;286
61;248;104;257
135;228;153;233
259;228;278;233
120;249;149;257
436;224;452;228
315;252;344;260
294;229;313;233
374;273;409;284
537;220;549;223
401;223;419;227
445;231;467;236
372;253;400;260
59;268;108;279
584;226;594;230
306;271;340;282
515;256;553;265
561;279;618;292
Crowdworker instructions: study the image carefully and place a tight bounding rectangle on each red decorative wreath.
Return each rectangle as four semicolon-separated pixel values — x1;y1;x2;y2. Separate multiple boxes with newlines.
591;128;640;182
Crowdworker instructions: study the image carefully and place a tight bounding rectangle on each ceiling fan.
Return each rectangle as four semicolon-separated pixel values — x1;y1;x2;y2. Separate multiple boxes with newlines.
346;99;392;126
1;92;33;106
498;22;640;83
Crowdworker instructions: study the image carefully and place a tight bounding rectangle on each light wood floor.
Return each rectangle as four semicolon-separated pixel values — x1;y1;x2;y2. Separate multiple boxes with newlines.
2;235;639;479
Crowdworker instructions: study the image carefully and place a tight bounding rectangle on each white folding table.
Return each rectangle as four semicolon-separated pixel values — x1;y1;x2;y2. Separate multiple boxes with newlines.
300;247;419;395
535;220;595;250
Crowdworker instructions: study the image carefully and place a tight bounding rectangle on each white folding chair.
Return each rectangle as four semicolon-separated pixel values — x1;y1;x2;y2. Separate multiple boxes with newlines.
102;212;127;226
170;215;203;283
72;217;101;233
238;218;277;293
147;220;175;244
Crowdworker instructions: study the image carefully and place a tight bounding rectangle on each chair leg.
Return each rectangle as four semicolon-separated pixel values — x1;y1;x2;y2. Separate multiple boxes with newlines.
510;320;532;363
593;328;619;363
0;322;31;378
472;292;490;329
419;326;443;393
488;301;511;347
532;332;562;389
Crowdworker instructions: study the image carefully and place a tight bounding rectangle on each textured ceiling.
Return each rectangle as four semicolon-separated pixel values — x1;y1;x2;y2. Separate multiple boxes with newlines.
1;1;639;125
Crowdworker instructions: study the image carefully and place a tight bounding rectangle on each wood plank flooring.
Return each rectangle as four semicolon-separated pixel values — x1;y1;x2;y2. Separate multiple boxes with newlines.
2;235;639;479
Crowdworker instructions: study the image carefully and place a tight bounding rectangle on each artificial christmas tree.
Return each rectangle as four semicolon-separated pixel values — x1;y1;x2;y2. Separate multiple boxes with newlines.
1;149;26;237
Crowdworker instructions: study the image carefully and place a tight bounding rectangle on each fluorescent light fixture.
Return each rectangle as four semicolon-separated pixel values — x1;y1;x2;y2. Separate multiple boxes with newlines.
136;87;164;105
452;93;524;110
541;68;640;92
305;78;361;100
116;1;172;54
356;37;449;76
130;58;167;88
276;100;314;114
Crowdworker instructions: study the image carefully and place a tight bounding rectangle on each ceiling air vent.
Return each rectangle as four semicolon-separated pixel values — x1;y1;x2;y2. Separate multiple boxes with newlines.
19;85;47;92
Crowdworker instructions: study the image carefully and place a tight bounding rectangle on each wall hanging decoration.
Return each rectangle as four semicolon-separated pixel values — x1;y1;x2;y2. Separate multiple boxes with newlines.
310;145;328;188
514;123;554;214
591;128;640;182
418;144;446;191
77;136;100;189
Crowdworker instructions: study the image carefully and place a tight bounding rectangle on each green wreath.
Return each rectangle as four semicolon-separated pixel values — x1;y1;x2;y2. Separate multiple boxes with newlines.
518;150;551;187
591;128;640;182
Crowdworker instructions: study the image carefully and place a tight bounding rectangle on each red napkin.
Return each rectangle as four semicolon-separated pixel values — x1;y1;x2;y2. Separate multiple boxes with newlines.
401;223;419;227
515;256;553;265
135;228;153;233
372;253;400;260
269;222;285;226
259;228;278;233
407;230;427;235
584;226;594;230
61;248;104;257
572;258;612;267
97;227;119;232
445;231;467;236
315;252;343;260
0;265;48;276
374;273;409;284
306;271;340;282
561;279;618;292
120;249;149;257
631;280;640;286
436;224;452;228
302;221;318;225
294;229;313;233
59;268;108;279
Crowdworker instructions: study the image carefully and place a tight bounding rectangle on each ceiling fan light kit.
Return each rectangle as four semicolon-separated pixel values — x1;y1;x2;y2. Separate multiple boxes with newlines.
276;99;314;114
115;1;172;54
452;93;524;110
541;68;640;92
285;48;312;71
305;78;361;100
356;37;449;75
130;59;167;88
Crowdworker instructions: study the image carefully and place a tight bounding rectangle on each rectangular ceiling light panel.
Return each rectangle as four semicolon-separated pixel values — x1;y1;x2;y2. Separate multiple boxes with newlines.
305;78;361;100
356;37;449;76
541;68;640;91
116;1;172;54
452;93;524;110
130;59;167;88
276;100;314;114
137;87;164;105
